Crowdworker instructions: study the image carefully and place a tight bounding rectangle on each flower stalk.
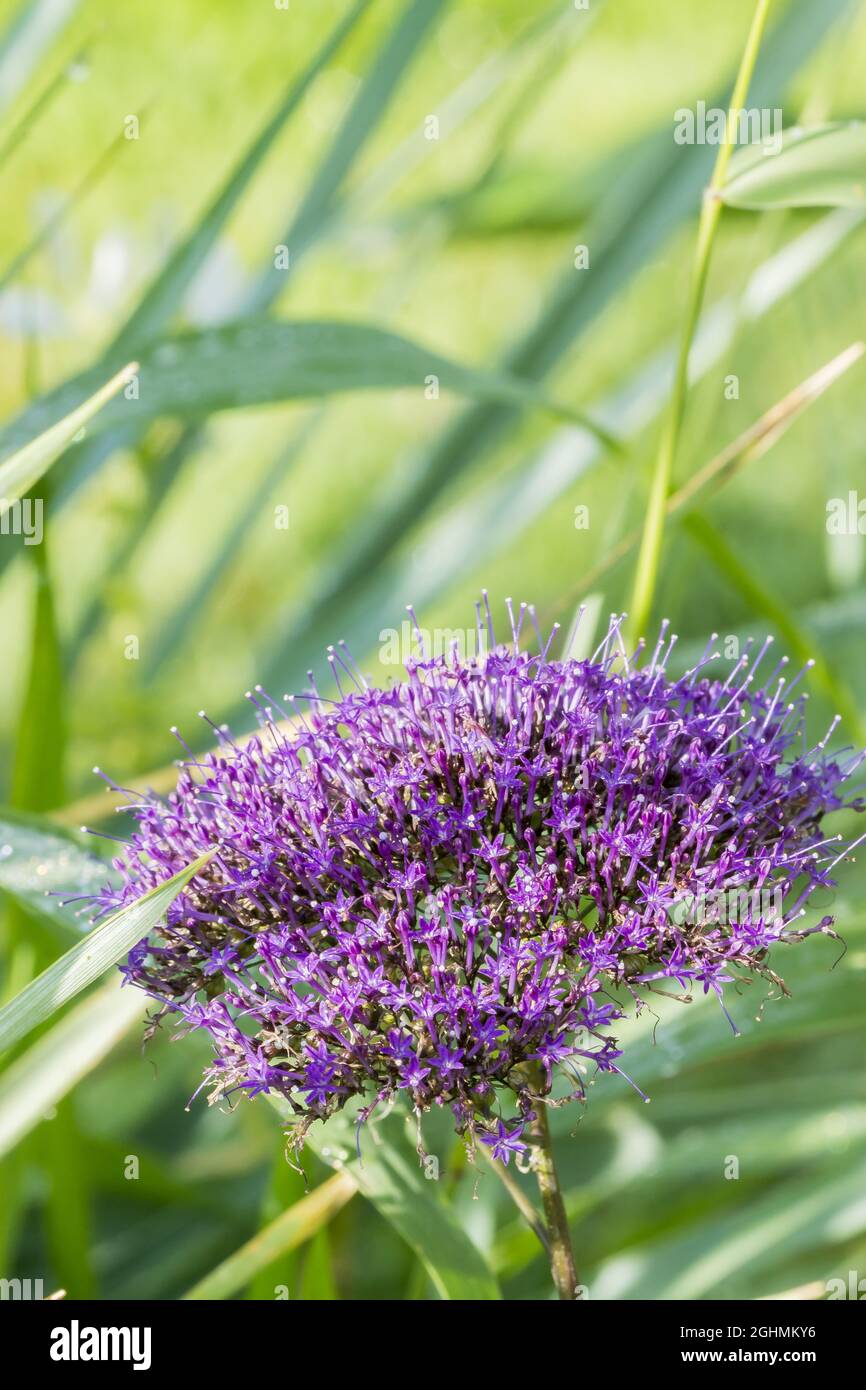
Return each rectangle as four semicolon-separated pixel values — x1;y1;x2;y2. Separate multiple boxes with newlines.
628;0;773;642
529;1098;578;1301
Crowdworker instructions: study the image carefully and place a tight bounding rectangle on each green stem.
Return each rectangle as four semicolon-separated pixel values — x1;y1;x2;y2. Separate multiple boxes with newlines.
529;1100;578;1300
627;0;773;643
477;1142;550;1255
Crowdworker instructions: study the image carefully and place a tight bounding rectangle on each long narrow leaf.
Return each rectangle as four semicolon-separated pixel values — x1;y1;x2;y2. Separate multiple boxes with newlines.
0;0;79;115
54;192;837;770
0;321;614;452
247;0;448;307
11;512;65;811
144;417;319;676
722;121;866;209
0;41;91;168
13;0;422;547
269;1098;501;1300
183;1172;356;1300
0;978;142;1158
683;511;866;742
0;848;212;1054
114;0;371;350
0;361;137;513
246;212;863;711
0;127;128;295
546;341;865;622
32;2;371;572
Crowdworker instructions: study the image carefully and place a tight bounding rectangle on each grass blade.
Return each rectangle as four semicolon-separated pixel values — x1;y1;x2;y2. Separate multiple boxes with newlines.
0;126;128;296
597;1159;866;1300
0;0;79;115
270;1097;501;1299
547;341;865;622
24;0;425;557
183;1171;355;1300
58;4;573;674
0;979;142;1159
113;0;371;351
0;361;137;513
682;510;866;743
249;0;849;709
0;42;90;168
5;470;81;1286
93;10;600;684
297;1230;338;1300
0;848;212;1054
52;320;861;833
245;1141;308;1300
246;215;862;713
36;3;371;576
10;508;64;811
55;352;859;838
247;0;448;308
349;1;575;219
144;417;318;677
0;321;614;451
721;121;866;209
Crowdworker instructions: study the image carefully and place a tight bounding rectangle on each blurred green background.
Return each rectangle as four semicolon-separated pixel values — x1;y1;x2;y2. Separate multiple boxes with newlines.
0;0;865;1301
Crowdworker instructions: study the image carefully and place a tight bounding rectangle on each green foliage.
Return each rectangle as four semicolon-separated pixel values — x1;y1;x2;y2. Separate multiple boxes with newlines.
272;1099;502;1300
0;320;614;453
722;122;866;209
0;850;211;1054
0;363;136;513
183;1170;356;1300
0;811;115;938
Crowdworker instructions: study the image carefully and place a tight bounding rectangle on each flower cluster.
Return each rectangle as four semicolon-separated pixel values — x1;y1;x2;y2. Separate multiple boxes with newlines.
97;603;862;1157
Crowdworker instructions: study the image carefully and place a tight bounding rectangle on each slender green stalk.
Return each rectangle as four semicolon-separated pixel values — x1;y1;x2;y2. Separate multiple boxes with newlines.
529;1101;579;1300
476;1142;550;1255
628;0;773;642
548;343;864;627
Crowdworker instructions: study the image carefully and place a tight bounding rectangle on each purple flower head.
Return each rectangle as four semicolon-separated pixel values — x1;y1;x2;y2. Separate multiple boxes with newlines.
97;600;864;1153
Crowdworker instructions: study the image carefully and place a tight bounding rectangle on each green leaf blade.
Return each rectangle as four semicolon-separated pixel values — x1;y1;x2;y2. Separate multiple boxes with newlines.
721;122;866;209
183;1171;356;1300
0;321;612;451
269;1098;501;1300
0;847;213;1054
0;978;143;1159
0;361;137;513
